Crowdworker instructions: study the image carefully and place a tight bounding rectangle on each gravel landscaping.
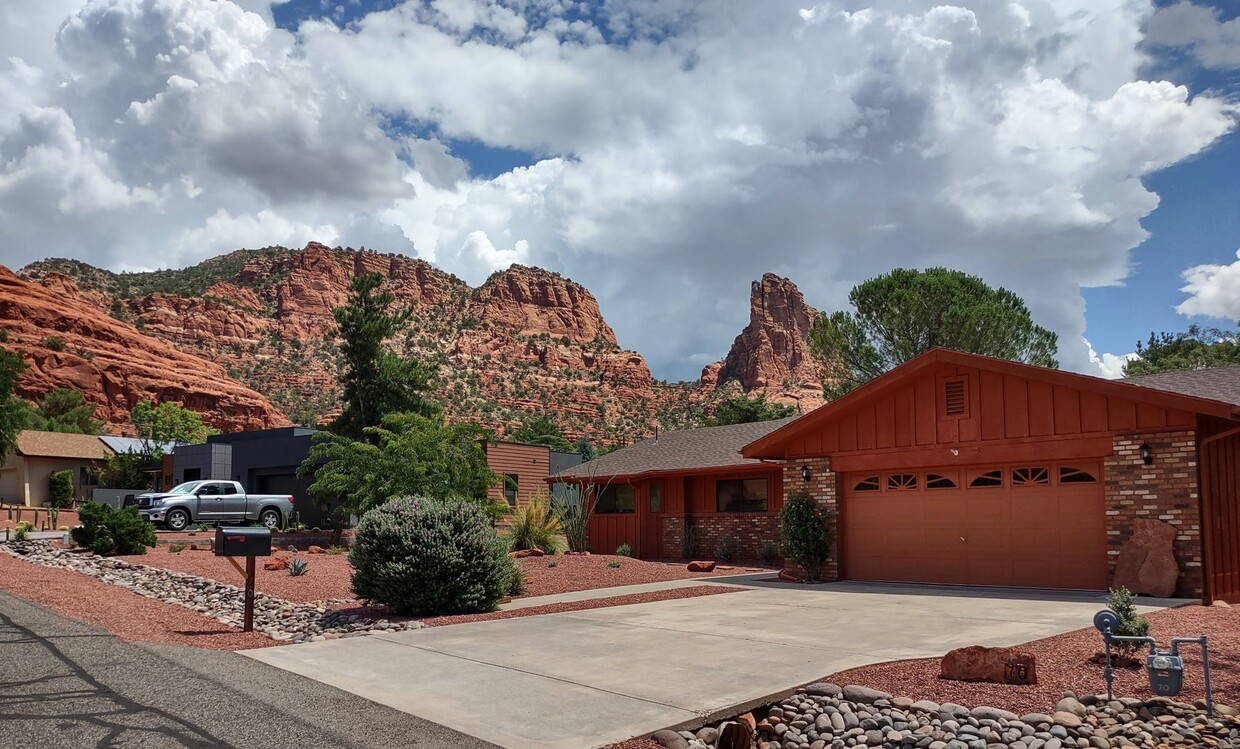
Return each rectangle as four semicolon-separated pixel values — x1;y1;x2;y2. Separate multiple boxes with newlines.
626;683;1238;749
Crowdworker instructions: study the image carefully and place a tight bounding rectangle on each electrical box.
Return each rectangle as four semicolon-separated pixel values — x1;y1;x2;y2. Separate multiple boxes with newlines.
213;526;272;557
1146;652;1185;696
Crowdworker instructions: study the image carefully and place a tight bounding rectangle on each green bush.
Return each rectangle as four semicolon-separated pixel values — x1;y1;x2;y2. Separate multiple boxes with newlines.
69;503;156;556
608;561;621;568
714;534;737;562
13;521;34;541
43;335;67;352
757;540;780;566
1107;586;1152;656
780;489;833;582
349;496;518;616
615;543;633;557
680;520;700;559
506;492;563;553
48;470;74;509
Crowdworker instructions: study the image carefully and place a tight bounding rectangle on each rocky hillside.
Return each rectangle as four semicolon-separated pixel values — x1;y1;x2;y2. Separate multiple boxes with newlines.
15;244;824;443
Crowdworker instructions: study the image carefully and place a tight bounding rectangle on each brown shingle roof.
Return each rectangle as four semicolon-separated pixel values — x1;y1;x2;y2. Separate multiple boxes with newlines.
15;431;109;460
1124;366;1240;407
554;417;797;480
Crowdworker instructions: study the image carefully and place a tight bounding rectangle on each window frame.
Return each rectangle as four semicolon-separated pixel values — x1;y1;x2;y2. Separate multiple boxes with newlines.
595;484;636;514
715;477;770;513
503;473;520;507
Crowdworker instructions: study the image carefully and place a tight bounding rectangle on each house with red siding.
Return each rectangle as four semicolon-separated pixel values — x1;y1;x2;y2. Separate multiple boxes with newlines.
558;349;1240;604
551;419;794;560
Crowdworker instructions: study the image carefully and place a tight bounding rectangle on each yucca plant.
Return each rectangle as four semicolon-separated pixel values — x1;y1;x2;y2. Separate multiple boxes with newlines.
289;558;309;577
506;491;564;554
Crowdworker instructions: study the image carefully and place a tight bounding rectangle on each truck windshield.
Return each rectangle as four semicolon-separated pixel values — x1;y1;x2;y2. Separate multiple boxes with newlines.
168;481;207;494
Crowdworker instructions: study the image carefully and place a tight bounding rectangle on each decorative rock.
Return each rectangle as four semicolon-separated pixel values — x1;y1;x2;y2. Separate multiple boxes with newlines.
843;685;892;704
687;560;716;572
1051;712;1082;728
941;646;1038;685
716;721;752;749
263;555;292;571
1111;518;1180;597
1020;714;1053;726
695;726;718;744
912;700;942;714
1054;698;1087;719
970;707;1019;723
307;545;325;554
651;729;690;749
805;683;843;698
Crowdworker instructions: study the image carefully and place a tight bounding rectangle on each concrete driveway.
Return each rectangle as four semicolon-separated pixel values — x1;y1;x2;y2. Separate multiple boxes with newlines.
242;578;1178;749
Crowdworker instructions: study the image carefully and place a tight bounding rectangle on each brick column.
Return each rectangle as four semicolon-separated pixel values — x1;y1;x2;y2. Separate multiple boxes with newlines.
780;457;838;581
1104;431;1202;598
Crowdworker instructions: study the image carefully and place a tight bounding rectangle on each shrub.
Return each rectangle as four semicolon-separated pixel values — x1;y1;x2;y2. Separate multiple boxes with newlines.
555;489;594;553
168;543;188;553
681;520;700;559
326;545;346;555
615;543;633;557
547;560;557;568
1107;586;1152;656
289;559;309;576
43;335;67;352
780;489;833;582
507;492;564;553
48;470;75;509
349;496;516;616
69;503;156;556
715;534;737;562
757;540;780;566
13;522;34;541
608;561;621;568
197;523;214;532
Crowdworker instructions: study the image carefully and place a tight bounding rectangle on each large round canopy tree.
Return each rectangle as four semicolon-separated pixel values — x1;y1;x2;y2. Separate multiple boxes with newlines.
810;267;1059;398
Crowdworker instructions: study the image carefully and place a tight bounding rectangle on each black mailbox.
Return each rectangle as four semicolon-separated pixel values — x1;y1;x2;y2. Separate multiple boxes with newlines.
214;526;272;557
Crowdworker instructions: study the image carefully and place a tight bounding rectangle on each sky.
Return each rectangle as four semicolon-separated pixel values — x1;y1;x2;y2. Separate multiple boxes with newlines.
0;1;1238;383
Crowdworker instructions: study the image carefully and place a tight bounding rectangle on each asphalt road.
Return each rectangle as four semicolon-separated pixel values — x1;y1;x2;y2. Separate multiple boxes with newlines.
0;590;498;749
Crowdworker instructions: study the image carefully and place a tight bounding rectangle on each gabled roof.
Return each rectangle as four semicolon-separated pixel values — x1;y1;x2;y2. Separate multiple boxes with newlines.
15;431;109;461
553;417;796;481
742;348;1240;459
1123;366;1240;407
99;436;179;455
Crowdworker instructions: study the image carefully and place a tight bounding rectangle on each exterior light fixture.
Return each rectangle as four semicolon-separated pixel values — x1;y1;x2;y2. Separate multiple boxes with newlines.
1140;442;1153;466
800;465;811;483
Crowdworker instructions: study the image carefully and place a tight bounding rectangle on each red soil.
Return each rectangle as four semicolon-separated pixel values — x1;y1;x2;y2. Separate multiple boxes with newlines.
517;555;770;598
826;603;1240;715
0;548;274;650
1;508;79;531
117;545;355;604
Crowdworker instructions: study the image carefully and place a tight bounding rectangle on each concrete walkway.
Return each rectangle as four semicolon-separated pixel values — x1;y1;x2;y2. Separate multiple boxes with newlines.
242;580;1180;749
496;574;754;610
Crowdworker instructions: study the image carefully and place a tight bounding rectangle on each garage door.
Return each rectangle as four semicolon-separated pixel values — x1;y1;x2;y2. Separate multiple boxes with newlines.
842;463;1108;590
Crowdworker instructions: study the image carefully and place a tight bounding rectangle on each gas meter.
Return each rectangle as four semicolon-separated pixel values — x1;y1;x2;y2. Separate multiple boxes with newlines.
1092;608;1214;715
1146;652;1185;696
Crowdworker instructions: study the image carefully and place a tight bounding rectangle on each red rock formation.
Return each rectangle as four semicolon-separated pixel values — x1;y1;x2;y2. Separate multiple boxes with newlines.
468;265;617;345
0;268;288;433
705;274;824;410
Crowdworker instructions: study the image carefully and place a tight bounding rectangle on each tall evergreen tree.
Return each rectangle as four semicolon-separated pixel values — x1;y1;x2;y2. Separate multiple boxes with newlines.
26;388;105;434
0;349;28;461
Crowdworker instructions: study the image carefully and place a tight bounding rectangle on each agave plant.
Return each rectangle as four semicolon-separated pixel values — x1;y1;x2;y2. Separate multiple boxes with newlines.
506;491;564;554
289;558;309;577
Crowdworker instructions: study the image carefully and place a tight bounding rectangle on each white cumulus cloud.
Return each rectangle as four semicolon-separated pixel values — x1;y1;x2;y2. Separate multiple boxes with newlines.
1177;249;1240;321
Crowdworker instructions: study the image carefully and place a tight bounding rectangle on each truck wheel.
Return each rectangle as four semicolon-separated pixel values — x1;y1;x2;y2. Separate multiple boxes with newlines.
165;509;190;532
258;508;282;530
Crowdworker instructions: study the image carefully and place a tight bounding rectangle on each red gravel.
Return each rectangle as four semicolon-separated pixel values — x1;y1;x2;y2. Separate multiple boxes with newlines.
603;740;662;749
826;603;1240;714
517;555;771;598
0;549;275;650
331;585;739;628
2;508;79;531
116;545;355;604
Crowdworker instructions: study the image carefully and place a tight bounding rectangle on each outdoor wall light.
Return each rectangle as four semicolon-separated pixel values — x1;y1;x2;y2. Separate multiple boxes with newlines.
1140;442;1154;465
800;465;811;482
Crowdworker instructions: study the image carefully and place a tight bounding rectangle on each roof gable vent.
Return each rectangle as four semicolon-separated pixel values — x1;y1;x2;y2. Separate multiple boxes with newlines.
944;378;967;417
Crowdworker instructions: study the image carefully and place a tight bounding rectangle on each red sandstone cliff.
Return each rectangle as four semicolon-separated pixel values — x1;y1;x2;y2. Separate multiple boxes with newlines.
0;268;289;433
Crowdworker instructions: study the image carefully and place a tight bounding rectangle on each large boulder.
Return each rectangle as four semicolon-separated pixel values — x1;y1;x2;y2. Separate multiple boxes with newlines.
940;645;1038;685
687;560;716;572
1112;518;1180;597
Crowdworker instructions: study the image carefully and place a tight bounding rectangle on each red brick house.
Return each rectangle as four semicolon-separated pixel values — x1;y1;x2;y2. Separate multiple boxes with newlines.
552;419;795;560
560;349;1240;603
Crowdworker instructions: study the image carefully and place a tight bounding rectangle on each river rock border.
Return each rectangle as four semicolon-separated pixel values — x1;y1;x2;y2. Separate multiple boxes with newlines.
1;541;423;643
656;683;1238;749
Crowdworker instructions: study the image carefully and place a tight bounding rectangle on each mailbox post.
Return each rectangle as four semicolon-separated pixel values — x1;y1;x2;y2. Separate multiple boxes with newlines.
214;527;272;632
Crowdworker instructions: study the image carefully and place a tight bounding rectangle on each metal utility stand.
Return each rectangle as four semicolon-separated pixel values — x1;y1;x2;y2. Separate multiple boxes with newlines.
1093;610;1214;717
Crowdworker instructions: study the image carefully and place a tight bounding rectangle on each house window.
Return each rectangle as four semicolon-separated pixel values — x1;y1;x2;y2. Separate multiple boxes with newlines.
716;478;769;513
503;473;519;507
886;473;918;491
596;484;635;514
968;469;1003;488
1012;467;1050;486
79;467;99;488
1059;466;1098;484
649;483;662;514
853;476;881;492
182;468;201;482
926;473;957;489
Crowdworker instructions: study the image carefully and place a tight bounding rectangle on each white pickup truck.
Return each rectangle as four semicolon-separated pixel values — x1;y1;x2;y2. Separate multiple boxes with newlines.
136;480;295;532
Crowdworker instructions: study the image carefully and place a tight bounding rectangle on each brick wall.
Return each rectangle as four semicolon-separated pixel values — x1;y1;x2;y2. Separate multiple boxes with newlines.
658;514;781;562
1104;431;1203;597
780;457;839;581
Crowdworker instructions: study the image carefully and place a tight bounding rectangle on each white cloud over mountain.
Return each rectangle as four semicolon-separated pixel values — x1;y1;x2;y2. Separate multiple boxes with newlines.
0;0;1235;380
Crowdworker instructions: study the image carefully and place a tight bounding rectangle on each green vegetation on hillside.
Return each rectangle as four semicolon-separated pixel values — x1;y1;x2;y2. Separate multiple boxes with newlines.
1124;325;1240;377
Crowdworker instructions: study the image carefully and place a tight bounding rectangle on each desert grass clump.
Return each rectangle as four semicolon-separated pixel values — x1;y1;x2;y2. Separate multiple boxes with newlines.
506;492;563;554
